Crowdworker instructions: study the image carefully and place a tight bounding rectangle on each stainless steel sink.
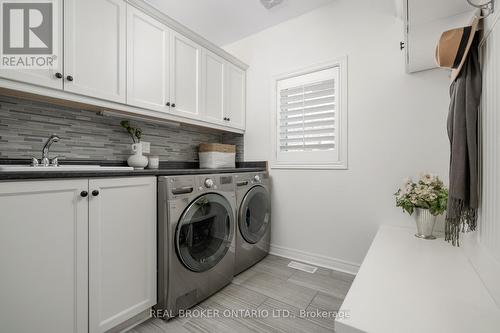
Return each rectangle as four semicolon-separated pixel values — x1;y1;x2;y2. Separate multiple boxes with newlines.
0;165;134;172
0;134;135;172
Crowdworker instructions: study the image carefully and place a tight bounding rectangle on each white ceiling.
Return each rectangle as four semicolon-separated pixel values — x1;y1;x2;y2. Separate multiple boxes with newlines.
145;0;335;46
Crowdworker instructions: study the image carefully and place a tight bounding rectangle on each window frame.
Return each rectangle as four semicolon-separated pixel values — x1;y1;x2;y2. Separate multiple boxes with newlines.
271;57;348;170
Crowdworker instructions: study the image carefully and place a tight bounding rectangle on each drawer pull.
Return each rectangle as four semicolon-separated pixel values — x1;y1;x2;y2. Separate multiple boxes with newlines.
172;187;194;195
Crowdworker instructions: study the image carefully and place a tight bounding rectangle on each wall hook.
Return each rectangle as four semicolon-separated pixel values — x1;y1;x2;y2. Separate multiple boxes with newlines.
466;0;495;18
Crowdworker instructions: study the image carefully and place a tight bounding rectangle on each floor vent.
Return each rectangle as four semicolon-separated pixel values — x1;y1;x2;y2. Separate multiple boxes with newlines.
288;261;318;273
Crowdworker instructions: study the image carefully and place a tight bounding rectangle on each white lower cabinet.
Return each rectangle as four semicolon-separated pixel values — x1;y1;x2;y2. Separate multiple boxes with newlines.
0;179;89;333
0;176;157;333
89;177;157;333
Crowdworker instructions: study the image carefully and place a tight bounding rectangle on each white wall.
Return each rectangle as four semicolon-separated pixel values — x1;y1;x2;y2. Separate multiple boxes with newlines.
225;0;452;272
474;10;500;305
479;7;500;269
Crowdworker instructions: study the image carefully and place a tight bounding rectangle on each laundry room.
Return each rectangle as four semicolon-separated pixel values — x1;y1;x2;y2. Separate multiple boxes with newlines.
0;0;499;332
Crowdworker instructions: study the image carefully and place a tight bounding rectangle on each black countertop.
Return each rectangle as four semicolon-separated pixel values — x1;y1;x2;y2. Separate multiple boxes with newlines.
0;160;267;181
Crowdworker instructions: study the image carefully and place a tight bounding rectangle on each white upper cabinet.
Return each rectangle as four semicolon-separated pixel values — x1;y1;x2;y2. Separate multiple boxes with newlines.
64;0;126;102
0;179;89;333
0;0;63;89
225;63;246;129
170;32;202;118
0;0;246;132
88;177;157;333
401;0;475;73
202;50;225;123
127;6;170;112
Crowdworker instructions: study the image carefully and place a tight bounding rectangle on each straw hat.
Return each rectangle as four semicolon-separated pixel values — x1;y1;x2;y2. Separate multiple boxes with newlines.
435;16;480;81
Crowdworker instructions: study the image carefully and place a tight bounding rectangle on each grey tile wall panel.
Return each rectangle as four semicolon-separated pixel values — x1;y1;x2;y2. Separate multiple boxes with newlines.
0;95;244;162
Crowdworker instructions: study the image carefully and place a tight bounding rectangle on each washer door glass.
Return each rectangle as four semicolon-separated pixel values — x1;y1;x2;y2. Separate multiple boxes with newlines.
176;193;234;272
239;186;270;244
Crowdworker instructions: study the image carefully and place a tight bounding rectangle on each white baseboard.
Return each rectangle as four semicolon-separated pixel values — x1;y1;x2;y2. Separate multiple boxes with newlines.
104;308;151;333
269;244;360;275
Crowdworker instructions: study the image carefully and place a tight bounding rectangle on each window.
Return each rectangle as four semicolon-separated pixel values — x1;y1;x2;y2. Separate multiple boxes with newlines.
272;58;347;169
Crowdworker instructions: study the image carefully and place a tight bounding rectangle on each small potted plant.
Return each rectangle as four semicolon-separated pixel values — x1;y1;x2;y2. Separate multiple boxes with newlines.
395;173;448;239
120;121;148;169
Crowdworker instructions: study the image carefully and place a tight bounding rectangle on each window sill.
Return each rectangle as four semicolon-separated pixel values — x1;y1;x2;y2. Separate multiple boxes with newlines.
270;162;348;170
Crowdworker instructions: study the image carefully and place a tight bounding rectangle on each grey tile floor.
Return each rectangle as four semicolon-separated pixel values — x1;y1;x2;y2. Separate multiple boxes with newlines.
131;255;355;333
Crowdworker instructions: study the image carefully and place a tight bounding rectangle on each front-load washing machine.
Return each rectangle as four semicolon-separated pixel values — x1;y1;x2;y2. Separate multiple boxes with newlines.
234;172;271;275
157;174;236;319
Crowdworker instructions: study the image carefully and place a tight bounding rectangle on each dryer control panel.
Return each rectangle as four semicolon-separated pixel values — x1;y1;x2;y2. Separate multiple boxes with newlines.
235;172;269;188
164;174;234;199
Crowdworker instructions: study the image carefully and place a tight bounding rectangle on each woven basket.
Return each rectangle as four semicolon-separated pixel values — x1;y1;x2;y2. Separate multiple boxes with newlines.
199;143;236;153
199;143;236;169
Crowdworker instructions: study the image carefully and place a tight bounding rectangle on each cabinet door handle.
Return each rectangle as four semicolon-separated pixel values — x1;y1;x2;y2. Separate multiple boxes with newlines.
55;72;63;79
66;75;74;82
166;102;170;107
171;103;176;108
80;191;88;197
92;190;99;197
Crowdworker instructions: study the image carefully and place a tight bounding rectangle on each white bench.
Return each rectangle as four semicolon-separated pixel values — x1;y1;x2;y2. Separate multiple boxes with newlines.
335;225;500;333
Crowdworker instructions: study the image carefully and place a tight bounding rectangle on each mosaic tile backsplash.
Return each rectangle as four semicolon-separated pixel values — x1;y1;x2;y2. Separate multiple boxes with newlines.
0;96;244;162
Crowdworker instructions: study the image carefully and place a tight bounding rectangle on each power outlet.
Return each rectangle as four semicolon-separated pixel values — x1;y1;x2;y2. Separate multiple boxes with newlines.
141;141;151;154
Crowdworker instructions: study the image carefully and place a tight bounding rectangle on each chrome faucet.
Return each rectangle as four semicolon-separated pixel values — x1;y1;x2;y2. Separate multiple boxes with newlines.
39;134;61;167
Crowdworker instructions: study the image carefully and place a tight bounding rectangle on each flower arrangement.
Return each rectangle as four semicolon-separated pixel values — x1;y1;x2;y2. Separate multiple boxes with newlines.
395;173;448;216
120;120;142;143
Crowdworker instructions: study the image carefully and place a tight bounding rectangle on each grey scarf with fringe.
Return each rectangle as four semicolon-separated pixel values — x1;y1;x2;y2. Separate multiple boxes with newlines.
446;35;481;246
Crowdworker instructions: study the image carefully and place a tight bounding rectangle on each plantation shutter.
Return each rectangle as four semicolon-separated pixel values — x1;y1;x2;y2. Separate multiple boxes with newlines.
279;68;337;152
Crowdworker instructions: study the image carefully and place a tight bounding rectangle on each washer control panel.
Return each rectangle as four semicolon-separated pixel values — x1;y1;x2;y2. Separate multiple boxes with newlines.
195;175;233;192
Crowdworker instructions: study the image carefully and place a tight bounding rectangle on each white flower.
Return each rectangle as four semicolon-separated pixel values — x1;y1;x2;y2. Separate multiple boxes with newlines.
402;177;413;187
420;172;435;185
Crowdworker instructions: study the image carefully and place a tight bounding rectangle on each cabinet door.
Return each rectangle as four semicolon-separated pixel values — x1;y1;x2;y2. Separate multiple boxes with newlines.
202;50;225;123
170;32;202;118
127;6;170;112
89;177;156;333
225;64;246;129
64;0;126;102
0;179;89;333
0;0;63;89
